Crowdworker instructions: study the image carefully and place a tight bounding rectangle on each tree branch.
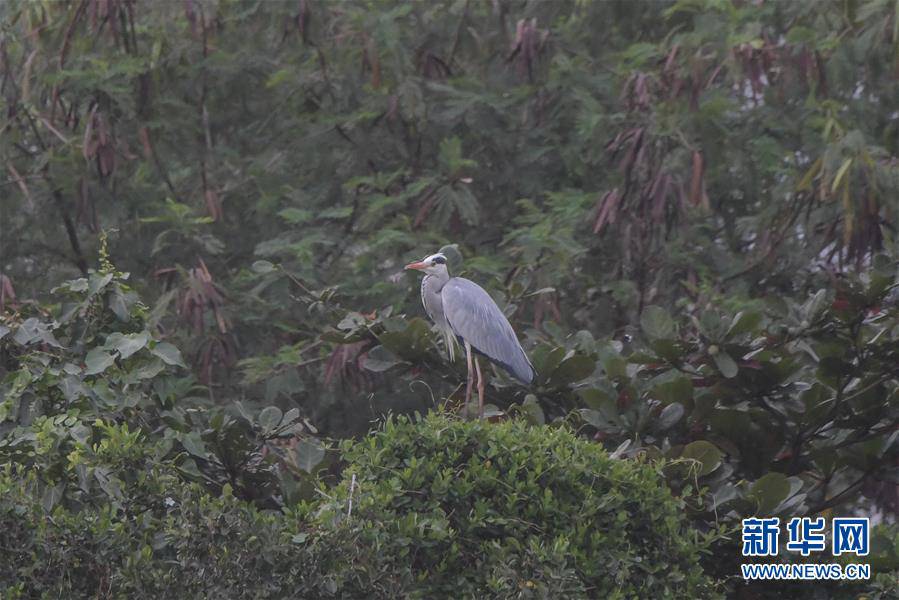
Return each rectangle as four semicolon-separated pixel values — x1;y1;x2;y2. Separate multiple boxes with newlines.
50;187;89;276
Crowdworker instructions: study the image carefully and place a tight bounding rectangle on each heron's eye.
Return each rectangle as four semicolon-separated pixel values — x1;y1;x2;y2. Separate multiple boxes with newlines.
432;256;446;265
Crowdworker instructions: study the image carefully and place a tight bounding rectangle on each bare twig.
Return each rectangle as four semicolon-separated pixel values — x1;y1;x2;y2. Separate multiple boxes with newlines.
50;187;89;276
138;127;180;200
6;163;34;211
347;473;357;518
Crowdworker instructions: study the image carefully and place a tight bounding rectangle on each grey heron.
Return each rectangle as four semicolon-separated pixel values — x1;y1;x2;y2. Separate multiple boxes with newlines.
405;252;535;418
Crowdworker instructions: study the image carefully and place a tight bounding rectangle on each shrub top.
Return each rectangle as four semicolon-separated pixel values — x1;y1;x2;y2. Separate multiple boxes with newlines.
326;412;719;599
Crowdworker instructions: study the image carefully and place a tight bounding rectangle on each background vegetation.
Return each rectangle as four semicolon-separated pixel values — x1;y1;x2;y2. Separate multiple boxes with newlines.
2;0;899;597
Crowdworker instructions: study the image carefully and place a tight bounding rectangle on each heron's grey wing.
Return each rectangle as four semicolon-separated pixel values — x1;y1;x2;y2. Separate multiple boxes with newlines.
441;278;535;384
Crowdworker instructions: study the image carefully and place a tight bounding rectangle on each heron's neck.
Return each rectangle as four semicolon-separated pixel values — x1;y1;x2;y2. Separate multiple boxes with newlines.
423;271;449;291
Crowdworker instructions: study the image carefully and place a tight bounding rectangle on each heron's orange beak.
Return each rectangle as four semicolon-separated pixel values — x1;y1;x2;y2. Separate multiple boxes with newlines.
404;261;428;271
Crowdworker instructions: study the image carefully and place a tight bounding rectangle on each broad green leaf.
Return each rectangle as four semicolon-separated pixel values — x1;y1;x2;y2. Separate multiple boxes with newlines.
801;290;828;323
109;290;130;322
84;348;116;375
726;310;762;338
88;272;114;297
283;408;300;425
649;339;685;362
749;472;791;514
259;406;283;432
681;440;723;476
59;375;86;402
95;468;123;500
610;439;631;459
294;439;325;473
180;432;207;458
151;342;187;368
531;346;565;381
363;345;400;372
42;483;64;512
337;312;366;331
379;319;431;359
578;408;604;429
70;423;91;444
712;351;738;378
106;331;150;359
549;354;595;385
251;260;276;274
580;391;621;427
599;354;627;379
651;371;693;403
657;403;685;431
132;359;166;380
577;387;615;409
13;318;63;348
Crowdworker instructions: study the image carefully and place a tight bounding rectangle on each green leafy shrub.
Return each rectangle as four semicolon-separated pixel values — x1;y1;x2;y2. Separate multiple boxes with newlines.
0;465;368;599
0;254;328;509
0;411;719;599
1;412;722;599
3;404;897;599
318;412;721;599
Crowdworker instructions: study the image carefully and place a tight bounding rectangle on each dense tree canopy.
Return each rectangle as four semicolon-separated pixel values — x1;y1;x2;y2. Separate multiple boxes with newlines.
2;0;899;597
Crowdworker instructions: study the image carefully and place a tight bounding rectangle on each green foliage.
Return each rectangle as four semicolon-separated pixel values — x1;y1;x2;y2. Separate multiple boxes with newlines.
3;0;899;596
572;264;899;526
0;413;722;599
5;0;898;433
320;412;720;598
0;466;382;599
0;262;325;514
333;261;899;558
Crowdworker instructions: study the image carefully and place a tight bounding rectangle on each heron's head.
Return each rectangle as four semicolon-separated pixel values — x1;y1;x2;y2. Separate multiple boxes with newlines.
404;252;448;276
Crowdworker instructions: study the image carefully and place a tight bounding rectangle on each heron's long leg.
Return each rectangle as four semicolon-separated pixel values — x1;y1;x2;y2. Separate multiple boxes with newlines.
464;341;474;418
474;356;485;419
